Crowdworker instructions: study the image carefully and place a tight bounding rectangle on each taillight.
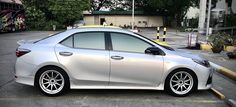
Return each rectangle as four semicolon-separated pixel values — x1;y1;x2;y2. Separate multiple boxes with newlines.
16;48;31;57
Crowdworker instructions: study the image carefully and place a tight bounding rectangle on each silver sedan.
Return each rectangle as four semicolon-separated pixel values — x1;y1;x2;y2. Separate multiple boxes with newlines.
15;27;213;96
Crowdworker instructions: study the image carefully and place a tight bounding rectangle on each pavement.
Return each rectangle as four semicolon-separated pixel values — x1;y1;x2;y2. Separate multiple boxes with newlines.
139;28;236;106
0;30;234;107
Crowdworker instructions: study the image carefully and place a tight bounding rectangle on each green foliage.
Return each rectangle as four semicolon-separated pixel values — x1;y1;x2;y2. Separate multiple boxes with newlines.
147;0;197;27
22;0;90;30
24;6;46;30
91;0;154;12
90;0;197;27
90;0;113;11
209;32;231;49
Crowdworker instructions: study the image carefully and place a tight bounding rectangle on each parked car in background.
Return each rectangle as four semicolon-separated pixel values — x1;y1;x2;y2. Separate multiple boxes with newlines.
15;26;213;97
73;20;85;28
0;0;26;32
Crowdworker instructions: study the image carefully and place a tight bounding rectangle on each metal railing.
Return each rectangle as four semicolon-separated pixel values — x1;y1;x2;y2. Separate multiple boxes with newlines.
192;27;236;36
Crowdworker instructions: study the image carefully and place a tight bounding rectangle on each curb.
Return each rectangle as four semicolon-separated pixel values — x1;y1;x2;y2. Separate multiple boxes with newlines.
210;62;236;107
200;43;236;52
210;88;225;100
210;88;236;107
210;62;236;81
200;43;212;51
227;99;236;107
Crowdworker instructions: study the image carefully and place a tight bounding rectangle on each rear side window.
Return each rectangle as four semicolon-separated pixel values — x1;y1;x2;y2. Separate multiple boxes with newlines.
60;32;105;50
60;36;73;47
74;32;105;50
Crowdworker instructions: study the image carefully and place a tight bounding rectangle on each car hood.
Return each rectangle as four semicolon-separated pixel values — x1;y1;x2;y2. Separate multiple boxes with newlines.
171;49;205;61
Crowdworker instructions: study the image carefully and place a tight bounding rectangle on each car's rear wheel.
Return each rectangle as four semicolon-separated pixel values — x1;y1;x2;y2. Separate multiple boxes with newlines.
36;67;69;96
165;69;197;97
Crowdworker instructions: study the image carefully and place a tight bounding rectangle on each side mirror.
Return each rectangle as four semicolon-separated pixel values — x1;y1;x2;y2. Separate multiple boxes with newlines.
145;47;161;55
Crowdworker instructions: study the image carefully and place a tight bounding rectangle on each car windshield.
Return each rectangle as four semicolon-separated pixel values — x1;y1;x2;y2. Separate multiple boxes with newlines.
134;32;175;51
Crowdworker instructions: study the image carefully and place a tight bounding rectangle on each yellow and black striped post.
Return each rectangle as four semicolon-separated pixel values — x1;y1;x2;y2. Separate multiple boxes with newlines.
163;27;166;41
157;27;160;40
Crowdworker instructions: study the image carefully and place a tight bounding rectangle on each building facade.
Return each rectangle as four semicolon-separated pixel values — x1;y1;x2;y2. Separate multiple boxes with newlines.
83;11;164;27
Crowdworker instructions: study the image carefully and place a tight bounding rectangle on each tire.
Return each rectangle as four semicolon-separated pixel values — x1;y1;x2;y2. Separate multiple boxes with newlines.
165;69;197;97
35;66;70;96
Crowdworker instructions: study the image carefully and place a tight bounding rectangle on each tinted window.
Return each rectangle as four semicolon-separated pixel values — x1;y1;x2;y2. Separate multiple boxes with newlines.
74;32;105;50
111;33;152;53
60;36;73;47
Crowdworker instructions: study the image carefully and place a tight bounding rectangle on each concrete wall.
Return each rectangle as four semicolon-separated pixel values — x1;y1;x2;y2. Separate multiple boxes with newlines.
84;15;163;27
84;16;95;25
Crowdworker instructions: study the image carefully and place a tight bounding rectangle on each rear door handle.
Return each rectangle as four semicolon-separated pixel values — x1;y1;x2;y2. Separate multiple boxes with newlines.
59;52;73;56
111;56;124;60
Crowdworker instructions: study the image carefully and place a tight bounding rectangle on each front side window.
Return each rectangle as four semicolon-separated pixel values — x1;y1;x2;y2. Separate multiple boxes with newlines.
110;33;152;53
74;32;105;50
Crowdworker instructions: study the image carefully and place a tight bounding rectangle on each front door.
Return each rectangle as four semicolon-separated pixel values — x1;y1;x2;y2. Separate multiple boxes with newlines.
109;32;164;87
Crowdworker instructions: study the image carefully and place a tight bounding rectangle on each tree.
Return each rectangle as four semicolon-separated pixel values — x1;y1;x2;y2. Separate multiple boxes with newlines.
90;0;152;11
90;0;113;11
22;0;90;29
89;0;197;27
147;0;198;27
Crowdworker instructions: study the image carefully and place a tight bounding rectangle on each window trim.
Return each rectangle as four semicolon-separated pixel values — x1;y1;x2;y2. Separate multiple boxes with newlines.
105;32;112;50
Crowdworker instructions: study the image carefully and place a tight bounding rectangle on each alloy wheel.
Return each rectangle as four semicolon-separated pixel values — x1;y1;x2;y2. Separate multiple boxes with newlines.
39;70;65;94
169;71;194;95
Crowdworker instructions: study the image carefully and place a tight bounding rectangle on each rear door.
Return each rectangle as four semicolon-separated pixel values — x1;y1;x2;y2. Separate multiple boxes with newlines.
54;32;110;86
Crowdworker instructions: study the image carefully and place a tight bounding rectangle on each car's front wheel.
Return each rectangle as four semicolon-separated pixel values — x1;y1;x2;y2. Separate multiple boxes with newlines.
36;67;69;96
165;69;197;97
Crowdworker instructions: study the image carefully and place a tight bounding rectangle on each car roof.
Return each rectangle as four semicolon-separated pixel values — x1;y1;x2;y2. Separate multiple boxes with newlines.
35;27;168;52
36;27;135;44
66;27;133;35
79;25;121;29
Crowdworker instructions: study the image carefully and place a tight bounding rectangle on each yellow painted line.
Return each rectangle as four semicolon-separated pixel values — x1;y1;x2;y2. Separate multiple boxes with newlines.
218;67;236;81
200;43;236;52
210;88;225;100
210;62;236;81
224;46;236;52
153;39;170;46
200;43;212;51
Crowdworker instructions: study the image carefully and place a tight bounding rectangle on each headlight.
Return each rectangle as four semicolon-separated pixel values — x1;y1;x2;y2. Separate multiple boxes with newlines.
192;59;210;68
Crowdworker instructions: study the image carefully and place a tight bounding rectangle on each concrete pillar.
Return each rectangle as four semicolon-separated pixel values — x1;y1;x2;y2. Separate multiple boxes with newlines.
198;0;207;34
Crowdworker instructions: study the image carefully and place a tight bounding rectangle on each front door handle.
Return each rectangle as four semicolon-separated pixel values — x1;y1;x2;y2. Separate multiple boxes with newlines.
111;56;124;60
59;52;73;56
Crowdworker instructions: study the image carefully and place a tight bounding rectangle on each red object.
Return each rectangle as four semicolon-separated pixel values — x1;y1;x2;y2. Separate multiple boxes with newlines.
16;49;30;57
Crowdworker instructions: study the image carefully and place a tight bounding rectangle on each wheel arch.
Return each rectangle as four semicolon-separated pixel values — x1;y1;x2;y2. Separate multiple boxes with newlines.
34;65;70;87
164;67;198;90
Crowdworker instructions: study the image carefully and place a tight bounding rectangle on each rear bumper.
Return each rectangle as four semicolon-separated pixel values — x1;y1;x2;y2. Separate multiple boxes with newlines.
15;58;36;86
15;76;34;86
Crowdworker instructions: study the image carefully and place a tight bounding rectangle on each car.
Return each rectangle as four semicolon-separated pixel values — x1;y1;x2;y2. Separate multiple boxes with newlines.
15;26;213;96
73;20;85;28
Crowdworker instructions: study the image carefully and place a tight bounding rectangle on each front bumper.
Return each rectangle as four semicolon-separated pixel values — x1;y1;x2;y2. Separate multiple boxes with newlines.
195;64;214;90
